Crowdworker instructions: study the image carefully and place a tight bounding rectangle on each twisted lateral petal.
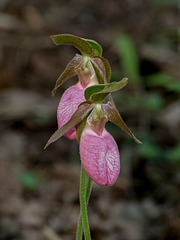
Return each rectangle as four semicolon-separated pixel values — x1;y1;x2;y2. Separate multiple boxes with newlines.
80;128;120;186
57;83;85;139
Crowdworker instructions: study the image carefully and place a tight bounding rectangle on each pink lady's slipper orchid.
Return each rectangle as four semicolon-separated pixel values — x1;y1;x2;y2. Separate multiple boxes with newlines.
80;106;120;186
45;34;142;240
57;58;100;140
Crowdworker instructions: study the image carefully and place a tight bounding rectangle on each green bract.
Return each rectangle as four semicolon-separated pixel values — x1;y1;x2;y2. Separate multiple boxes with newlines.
51;34;103;57
85;39;103;57
51;34;93;56
84;78;128;102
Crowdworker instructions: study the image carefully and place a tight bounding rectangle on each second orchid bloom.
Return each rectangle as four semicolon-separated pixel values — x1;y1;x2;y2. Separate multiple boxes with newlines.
80;104;120;186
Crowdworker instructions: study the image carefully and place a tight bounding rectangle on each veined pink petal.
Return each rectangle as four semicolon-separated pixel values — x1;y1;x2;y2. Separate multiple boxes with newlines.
80;127;120;186
57;83;85;139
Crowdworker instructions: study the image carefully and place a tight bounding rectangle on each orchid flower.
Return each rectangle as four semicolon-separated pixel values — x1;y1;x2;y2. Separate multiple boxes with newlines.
80;106;120;186
54;53;105;139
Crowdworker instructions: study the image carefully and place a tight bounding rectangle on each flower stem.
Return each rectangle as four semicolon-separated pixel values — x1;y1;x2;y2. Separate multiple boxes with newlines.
76;176;92;240
77;165;91;240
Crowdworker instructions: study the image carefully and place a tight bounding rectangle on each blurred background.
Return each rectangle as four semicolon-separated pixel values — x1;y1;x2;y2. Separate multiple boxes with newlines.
0;0;179;240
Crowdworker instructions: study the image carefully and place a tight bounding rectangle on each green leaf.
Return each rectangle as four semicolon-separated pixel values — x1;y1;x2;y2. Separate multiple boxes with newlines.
138;141;162;160
166;81;180;92
145;93;164;111
167;146;180;163
51;34;93;56
19;171;39;190
44;102;93;149
52;54;82;96
102;102;142;144
154;0;178;7
145;73;173;87
95;56;111;83
84;78;128;102
85;39;103;56
116;34;140;85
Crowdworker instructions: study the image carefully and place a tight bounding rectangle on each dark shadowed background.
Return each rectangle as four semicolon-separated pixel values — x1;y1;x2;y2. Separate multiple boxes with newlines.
0;0;179;240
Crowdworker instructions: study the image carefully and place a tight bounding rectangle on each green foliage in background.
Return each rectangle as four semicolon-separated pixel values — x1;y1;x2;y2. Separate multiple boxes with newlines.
153;0;178;8
114;33;180;165
18;170;41;191
116;34;140;85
